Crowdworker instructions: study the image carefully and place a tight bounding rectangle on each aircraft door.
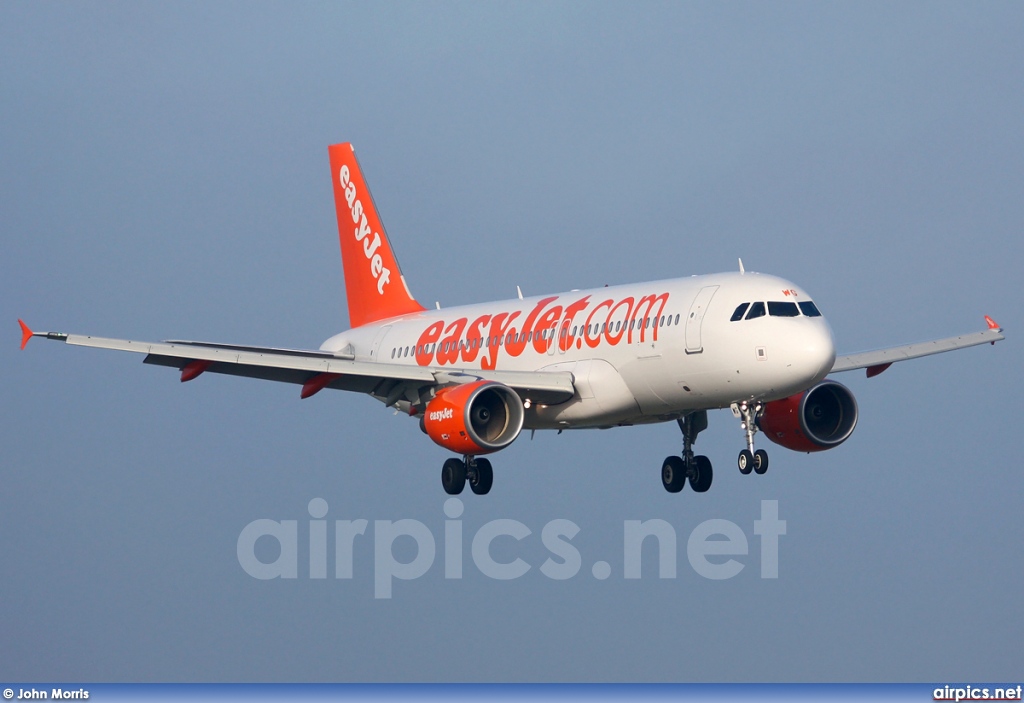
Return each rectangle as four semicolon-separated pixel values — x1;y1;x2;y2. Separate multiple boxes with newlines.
369;325;392;360
685;286;719;354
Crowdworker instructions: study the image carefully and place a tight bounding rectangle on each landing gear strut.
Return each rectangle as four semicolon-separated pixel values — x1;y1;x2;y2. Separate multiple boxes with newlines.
441;456;493;495
734;401;769;475
661;411;714;493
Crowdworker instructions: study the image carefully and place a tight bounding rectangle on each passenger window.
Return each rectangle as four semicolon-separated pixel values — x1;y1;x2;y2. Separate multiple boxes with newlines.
731;303;749;321
799;301;822;317
768;301;799;317
674;314;680;325
745;302;766;320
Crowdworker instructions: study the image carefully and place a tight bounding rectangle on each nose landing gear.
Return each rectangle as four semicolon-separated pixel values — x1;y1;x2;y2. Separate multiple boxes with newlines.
734;401;769;475
661;411;714;494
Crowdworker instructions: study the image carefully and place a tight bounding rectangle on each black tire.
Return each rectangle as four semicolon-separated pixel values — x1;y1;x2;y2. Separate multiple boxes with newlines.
690;455;713;493
470;458;494;495
753;449;769;475
661;456;687;493
441;458;466;495
738;449;754;475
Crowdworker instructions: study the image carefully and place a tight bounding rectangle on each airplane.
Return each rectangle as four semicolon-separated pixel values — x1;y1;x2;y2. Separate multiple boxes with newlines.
19;143;1005;496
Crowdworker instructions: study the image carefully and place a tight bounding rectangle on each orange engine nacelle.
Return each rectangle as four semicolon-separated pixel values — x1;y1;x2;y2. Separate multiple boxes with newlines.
758;380;859;453
422;381;525;455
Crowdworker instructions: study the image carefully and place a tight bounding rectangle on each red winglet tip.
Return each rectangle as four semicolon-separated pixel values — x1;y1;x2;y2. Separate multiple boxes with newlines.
18;319;33;350
984;315;1001;330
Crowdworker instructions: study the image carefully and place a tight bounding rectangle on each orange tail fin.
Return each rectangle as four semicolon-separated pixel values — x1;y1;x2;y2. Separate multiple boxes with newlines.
328;143;425;328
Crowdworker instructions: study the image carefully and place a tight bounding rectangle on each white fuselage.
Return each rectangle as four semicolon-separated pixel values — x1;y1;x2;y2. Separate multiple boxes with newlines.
320;271;836;430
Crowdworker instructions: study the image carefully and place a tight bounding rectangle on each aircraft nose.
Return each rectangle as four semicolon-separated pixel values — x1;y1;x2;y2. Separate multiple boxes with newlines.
798;320;837;381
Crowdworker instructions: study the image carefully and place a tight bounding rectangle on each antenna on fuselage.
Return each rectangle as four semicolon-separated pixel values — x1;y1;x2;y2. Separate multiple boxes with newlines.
517;286;523;300
738;258;745;275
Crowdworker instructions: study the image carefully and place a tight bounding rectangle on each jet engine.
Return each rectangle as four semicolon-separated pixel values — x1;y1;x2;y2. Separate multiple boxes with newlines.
758;380;859;453
422;380;525;455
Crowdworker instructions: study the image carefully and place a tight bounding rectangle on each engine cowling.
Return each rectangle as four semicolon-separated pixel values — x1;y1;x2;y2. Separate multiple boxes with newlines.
758;380;858;453
422;380;525;455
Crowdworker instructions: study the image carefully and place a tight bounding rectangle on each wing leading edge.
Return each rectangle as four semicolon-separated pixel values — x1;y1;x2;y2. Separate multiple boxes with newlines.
831;316;1004;378
18;323;575;406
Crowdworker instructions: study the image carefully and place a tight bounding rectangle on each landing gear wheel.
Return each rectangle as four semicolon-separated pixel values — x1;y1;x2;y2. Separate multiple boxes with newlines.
469;458;493;495
441;458;466;495
738;449;754;475
661;456;687;493
753;449;769;475
690;455;713;493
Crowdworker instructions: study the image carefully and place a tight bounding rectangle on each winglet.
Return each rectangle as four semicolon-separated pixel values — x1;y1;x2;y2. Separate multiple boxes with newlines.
18;319;33;350
985;315;1001;331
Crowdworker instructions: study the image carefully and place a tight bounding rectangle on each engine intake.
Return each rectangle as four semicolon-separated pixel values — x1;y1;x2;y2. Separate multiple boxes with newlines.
758;380;858;453
423;380;525;455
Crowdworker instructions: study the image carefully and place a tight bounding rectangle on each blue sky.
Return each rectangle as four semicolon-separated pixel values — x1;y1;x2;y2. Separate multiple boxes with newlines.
2;1;1022;682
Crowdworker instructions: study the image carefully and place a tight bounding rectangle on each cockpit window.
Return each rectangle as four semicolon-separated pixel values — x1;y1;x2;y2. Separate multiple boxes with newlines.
730;303;750;322
745;302;766;320
799;301;822;317
768;301;800;317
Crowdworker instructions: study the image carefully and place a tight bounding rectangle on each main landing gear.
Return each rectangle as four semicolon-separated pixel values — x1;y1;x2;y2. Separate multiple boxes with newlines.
441;456;493;496
661;411;714;493
734;401;769;476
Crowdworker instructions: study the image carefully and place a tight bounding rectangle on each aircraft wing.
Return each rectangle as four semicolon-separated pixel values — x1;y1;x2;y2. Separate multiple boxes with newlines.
831;316;1004;378
18;322;576;406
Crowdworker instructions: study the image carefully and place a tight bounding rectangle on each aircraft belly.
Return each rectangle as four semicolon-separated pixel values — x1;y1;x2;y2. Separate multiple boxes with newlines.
530;358;640;428
618;348;727;415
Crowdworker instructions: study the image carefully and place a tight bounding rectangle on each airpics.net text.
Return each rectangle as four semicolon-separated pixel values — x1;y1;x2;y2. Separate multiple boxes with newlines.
237;499;786;599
